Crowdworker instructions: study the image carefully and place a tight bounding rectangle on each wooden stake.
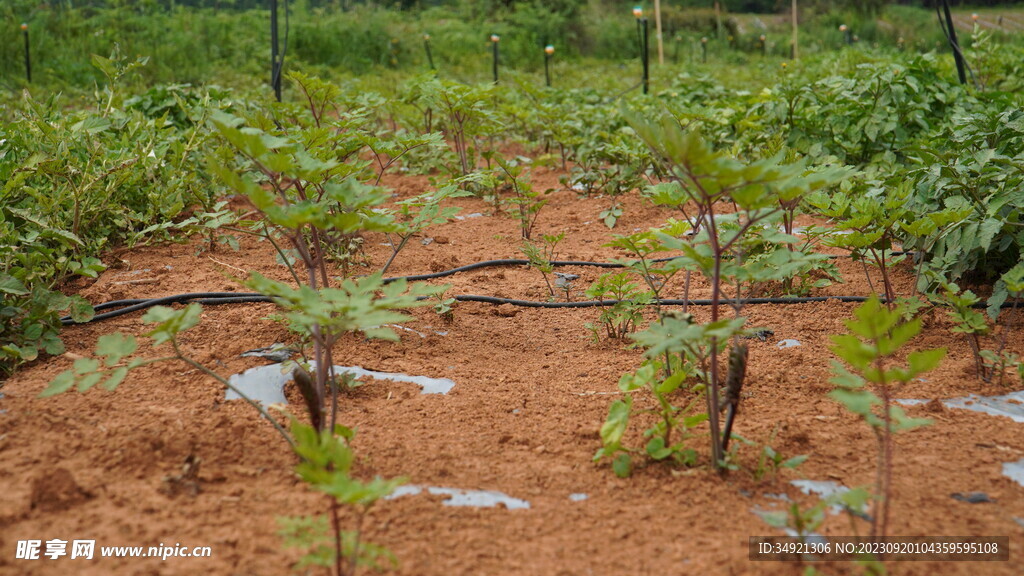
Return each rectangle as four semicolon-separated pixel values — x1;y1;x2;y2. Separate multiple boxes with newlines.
791;0;798;60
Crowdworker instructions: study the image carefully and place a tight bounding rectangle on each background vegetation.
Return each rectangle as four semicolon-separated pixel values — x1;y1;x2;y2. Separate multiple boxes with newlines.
4;0;1024;88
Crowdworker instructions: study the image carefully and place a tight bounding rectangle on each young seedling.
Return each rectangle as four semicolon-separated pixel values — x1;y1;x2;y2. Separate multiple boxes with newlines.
493;155;551;240
584;272;651;340
595;360;708;478
520;233;564;299
429;286;457;323
626;112;845;469
809;180;914;306
748;424;808;482
934;274;1022;385
829;297;945;538
380;185;469;275
281;420;404;575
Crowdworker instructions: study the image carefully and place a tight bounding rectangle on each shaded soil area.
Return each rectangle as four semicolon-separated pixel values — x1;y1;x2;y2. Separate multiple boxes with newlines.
1;166;1023;575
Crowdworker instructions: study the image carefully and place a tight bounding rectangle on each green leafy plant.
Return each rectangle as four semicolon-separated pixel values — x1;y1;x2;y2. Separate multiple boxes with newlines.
810;177;912;305
625;112;845;469
595;314;744;476
401;77;501;178
735;222;841;297
829;297;945;538
281;420;403;576
41;304;296;445
520;232;564;299
380;185;469;274
933;275;1022;385
0;277;95;377
0;50;227;376
605;225;689;316
493;155;551;240
757;487;873;541
428;286;457;323
584;271;651;340
594;360;707;478
741;425;809;483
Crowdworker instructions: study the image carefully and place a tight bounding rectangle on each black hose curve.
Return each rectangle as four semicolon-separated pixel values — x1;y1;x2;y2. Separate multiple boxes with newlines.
384;252;917;283
60;251;992;327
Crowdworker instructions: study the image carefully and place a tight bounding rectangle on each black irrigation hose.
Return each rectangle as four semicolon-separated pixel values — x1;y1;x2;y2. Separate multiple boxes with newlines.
451;295;876;308
60;251;1008;326
388;252;918;283
67;293;273;325
390;258;627;283
63;292;877;326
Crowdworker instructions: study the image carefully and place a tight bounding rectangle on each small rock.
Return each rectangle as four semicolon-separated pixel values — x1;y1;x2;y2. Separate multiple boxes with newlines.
777;339;802;349
951;492;992;504
421;237;434;246
433;236;450;244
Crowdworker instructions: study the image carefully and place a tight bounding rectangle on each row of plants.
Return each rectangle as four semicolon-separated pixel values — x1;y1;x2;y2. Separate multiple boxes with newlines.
1;50;238;376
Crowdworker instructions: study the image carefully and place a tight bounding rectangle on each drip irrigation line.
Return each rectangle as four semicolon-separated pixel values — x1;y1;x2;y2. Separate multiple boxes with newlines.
67;292;273;325
62;288;1014;327
64;292;878;326
61;252;935;325
450;295;875;308
385;252;917;283
389;258;626;282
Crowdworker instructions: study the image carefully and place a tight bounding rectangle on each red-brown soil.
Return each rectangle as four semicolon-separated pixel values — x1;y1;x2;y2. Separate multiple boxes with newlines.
1;166;1022;576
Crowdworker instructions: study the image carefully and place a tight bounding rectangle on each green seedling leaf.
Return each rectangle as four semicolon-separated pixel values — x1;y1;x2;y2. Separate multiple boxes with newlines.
907;348;946;375
143;304;203;345
40;370;76;397
612;453;632;478
600;398;632;447
828;388;878;416
73;357;100;375
781;454;809;469
646;437;674;460
0;274;29;295
103;366;130;391
77;371;103;393
96;333;138;367
69;296;95;323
